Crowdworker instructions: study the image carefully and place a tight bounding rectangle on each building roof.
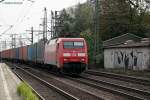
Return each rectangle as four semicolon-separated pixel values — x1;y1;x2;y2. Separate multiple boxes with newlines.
104;39;150;49
103;33;142;47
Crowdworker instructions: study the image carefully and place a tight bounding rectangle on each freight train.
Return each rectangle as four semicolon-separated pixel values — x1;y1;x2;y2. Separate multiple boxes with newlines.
0;38;88;74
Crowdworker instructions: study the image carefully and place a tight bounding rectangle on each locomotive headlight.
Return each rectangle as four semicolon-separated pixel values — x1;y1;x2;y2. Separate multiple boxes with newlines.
78;53;85;57
63;53;71;57
64;59;67;61
81;58;85;61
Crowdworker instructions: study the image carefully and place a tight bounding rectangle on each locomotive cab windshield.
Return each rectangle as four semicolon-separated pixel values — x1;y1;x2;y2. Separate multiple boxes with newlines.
63;41;84;48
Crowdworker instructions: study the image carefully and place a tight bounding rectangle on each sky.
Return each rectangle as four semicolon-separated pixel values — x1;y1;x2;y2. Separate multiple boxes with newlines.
0;0;86;47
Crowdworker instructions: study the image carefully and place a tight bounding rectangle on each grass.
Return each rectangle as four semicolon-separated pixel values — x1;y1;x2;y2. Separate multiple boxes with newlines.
17;82;39;100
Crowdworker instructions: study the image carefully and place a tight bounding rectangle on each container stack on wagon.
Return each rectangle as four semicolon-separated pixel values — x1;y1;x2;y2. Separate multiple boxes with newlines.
22;46;28;62
36;40;45;64
0;38;88;75
28;43;37;63
19;46;28;62
15;48;19;61
10;48;15;60
0;52;1;59
3;49;11;60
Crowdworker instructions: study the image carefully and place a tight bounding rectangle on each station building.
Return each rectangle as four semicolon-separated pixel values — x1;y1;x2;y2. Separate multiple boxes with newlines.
103;33;150;70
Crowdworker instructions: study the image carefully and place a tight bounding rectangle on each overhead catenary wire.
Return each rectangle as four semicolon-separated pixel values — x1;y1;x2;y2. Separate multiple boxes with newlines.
0;25;13;36
0;9;7;25
0;0;36;48
0;0;33;37
12;0;34;33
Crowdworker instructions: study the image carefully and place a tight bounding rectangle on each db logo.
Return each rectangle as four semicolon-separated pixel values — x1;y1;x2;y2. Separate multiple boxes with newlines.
72;53;76;56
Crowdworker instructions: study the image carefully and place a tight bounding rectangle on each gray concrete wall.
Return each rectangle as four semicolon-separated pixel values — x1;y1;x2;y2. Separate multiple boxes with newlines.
104;47;150;70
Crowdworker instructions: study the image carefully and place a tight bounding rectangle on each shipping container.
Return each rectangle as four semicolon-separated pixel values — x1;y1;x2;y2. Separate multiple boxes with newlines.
27;43;37;62
22;46;28;61
0;52;1;59
1;51;5;58
36;40;45;63
19;47;23;60
4;49;11;59
10;48;16;59
1;51;4;58
10;49;12;59
15;48;19;60
13;48;16;59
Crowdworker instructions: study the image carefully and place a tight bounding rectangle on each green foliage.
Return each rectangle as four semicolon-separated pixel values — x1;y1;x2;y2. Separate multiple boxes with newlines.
17;82;39;100
73;3;93;34
100;0;150;40
58;0;150;39
57;0;150;65
80;31;94;64
59;2;93;37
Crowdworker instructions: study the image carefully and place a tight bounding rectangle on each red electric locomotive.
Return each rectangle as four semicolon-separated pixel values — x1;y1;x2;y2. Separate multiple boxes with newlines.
44;38;88;74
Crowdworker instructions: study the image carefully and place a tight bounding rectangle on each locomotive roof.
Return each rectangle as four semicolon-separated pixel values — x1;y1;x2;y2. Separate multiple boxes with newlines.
56;38;85;43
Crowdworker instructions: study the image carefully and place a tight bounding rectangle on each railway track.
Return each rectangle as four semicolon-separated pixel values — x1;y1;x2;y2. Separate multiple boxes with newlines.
17;66;128;100
85;70;150;86
13;70;45;100
30;67;150;100
81;73;150;95
12;64;104;100
64;75;150;100
18;64;149;100
9;62;150;100
13;67;79;100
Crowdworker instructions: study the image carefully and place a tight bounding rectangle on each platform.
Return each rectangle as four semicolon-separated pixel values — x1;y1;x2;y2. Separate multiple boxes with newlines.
0;63;22;100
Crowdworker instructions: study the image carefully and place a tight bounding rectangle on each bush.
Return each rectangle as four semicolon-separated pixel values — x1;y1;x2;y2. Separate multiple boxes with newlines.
17;82;39;100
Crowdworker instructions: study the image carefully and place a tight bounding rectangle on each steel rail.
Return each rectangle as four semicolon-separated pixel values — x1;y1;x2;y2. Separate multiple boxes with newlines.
66;76;147;100
85;70;150;85
81;75;150;96
21;66;105;100
15;66;79;100
13;70;45;100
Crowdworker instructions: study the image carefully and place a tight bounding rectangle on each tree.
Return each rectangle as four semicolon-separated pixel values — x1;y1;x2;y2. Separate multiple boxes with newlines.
80;31;94;64
99;0;150;40
56;0;150;65
58;2;93;37
100;0;131;40
126;0;150;37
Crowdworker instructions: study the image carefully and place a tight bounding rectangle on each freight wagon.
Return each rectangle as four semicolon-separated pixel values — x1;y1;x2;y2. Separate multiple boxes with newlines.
0;38;88;75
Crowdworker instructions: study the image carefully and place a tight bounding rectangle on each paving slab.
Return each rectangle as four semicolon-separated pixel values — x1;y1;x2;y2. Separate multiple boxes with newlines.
0;63;22;100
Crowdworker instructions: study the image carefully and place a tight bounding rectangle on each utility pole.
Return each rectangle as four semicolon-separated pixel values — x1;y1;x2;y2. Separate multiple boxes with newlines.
4;40;6;49
26;27;34;44
26;27;49;44
43;7;47;42
50;10;62;39
11;35;13;48
19;35;23;46
31;27;33;44
10;34;17;48
1;41;6;50
93;0;101;64
51;11;54;38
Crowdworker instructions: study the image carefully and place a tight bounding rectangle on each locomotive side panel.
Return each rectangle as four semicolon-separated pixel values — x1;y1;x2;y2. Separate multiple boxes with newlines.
44;39;57;66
